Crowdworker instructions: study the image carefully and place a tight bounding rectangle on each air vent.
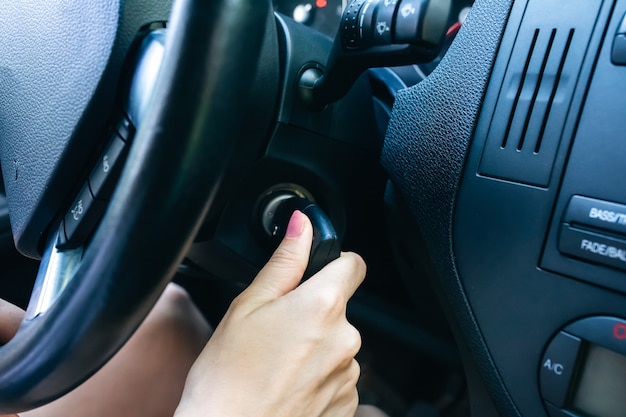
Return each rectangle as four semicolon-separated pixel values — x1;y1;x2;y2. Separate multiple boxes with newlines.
501;28;575;153
479;0;602;187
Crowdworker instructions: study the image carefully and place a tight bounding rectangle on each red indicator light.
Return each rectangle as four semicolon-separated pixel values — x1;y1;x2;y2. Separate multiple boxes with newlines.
614;323;626;340
316;0;327;8
446;22;462;37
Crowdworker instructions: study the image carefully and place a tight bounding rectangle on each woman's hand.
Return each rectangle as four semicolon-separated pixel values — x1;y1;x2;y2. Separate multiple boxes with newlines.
175;210;366;417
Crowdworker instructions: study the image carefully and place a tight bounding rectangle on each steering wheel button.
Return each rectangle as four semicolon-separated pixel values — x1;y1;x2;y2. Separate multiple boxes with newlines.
115;116;135;142
63;185;106;246
89;134;127;200
57;220;69;248
612;34;626;65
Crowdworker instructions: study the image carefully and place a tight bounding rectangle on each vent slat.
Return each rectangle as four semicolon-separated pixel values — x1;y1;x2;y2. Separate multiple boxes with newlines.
535;28;575;154
518;28;557;151
501;29;540;149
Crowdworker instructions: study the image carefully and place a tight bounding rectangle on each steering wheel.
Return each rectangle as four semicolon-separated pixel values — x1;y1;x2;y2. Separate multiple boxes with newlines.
0;0;272;412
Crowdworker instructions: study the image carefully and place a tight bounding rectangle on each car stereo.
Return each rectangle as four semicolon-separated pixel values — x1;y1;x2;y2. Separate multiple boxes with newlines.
540;316;626;417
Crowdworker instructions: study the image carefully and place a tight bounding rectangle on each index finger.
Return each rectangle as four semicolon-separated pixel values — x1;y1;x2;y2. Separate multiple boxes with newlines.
298;251;366;302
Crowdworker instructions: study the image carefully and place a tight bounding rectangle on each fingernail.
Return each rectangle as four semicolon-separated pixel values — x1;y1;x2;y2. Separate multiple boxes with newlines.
285;210;305;238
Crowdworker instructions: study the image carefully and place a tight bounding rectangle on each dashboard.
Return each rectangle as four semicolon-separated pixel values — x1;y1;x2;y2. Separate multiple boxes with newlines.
272;0;475;97
273;0;473;39
273;0;346;37
274;0;626;416
7;0;625;415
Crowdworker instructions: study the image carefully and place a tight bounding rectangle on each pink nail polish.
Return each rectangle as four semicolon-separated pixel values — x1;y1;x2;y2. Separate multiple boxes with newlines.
285;210;305;237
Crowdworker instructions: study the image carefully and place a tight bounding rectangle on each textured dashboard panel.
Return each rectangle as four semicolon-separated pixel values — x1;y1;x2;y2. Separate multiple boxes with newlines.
381;0;517;415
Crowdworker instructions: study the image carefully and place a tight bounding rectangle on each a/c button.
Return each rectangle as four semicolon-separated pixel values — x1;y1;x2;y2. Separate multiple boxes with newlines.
539;332;581;407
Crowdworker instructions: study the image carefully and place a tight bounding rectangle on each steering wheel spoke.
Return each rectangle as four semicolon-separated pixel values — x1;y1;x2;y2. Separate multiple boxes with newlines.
24;230;83;321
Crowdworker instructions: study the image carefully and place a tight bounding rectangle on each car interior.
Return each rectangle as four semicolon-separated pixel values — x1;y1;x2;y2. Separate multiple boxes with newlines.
1;0;626;416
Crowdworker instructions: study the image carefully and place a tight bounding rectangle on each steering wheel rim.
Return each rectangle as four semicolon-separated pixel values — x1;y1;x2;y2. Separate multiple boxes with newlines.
0;0;270;412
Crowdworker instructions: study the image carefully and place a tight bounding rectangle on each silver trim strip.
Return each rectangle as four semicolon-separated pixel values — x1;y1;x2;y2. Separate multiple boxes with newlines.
125;29;167;127
25;231;83;320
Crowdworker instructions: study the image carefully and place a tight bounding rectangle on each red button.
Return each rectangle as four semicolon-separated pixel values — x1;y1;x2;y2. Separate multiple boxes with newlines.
614;323;626;340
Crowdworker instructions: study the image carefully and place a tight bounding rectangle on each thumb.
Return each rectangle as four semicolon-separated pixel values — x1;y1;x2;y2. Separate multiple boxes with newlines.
244;210;313;304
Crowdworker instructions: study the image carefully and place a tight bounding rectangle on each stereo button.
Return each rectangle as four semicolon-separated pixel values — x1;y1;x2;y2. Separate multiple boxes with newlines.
559;225;626;272
563;196;626;236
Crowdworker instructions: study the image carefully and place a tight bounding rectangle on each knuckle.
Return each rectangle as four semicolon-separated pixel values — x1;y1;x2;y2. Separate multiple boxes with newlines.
228;292;250;314
344;325;362;356
310;286;345;317
230;290;245;306
341;386;360;417
324;388;358;417
334;367;360;404
350;391;360;413
348;359;361;385
330;332;361;376
342;252;367;278
341;388;360;417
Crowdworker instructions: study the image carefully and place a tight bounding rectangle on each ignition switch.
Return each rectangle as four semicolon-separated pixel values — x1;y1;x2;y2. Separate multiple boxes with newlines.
256;186;341;279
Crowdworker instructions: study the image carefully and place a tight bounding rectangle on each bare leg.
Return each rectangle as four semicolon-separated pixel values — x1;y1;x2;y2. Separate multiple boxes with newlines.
0;298;25;344
20;283;211;417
